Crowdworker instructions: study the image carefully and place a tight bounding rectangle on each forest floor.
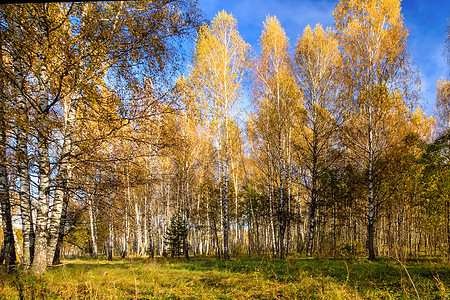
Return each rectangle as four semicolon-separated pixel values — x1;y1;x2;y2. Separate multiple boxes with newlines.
0;255;449;299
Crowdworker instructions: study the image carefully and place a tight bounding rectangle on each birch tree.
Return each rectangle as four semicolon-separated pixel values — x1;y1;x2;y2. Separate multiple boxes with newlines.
0;39;16;273
1;6;36;268
0;0;202;273
253;16;299;258
294;24;342;256
191;11;250;259
334;0;416;260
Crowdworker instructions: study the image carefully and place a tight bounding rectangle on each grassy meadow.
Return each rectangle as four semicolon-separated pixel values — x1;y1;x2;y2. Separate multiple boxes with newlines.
0;255;449;299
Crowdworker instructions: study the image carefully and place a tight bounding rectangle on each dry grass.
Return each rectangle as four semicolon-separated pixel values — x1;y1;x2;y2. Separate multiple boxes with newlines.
0;256;449;299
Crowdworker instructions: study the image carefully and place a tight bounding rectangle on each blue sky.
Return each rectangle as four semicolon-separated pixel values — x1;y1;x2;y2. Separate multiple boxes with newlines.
196;0;449;117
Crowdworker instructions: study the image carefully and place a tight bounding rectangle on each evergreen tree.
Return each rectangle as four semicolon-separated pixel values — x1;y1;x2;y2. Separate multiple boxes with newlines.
165;214;189;259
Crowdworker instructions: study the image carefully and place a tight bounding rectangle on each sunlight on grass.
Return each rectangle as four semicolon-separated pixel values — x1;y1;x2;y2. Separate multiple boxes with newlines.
0;256;449;299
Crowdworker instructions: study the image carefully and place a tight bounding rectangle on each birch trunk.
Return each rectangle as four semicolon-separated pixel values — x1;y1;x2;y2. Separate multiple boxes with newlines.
135;200;142;255
305;134;319;256
446;198;450;262
277;107;286;259
296;189;304;253
47;93;78;266
122;169;131;258
266;130;277;256
88;197;98;257
268;170;277;256
12;228;22;263
184;153;190;259
0;80;16;271
235;180;239;254
32;26;51;274
52;195;68;265
206;200;210;255
108;195;113;260
148;209;154;259
222;122;230;260
367;111;375;260
12;17;35;268
143;193;148;256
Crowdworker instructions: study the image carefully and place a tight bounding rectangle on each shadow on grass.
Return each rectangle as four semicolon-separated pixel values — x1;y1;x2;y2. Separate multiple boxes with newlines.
2;255;448;299
58;255;450;287
164;255;450;297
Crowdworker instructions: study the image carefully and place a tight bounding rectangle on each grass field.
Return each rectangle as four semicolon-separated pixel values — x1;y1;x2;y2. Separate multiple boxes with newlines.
0;255;449;299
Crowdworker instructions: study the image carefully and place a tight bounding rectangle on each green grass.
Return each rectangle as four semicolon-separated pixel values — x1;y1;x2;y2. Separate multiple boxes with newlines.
0;255;449;299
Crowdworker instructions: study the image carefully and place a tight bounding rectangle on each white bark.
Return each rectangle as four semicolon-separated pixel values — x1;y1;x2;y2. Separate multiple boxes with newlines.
0;69;16;271
47;92;78;266
32;22;51;274
12;228;22;263
135;199;142;255
13;17;34;268
108;195;113;260
88;197;98;257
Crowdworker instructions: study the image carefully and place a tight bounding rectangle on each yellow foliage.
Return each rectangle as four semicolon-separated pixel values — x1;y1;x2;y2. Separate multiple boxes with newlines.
192;10;250;122
436;78;450;129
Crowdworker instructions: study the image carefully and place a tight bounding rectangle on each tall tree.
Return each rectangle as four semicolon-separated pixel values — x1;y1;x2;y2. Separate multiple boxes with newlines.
421;130;450;260
191;11;250;259
294;24;342;256
253;16;299;258
0;1;202;274
228;120;244;254
0;38;16;273
2;6;36;268
32;3;54;274
334;0;415;260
